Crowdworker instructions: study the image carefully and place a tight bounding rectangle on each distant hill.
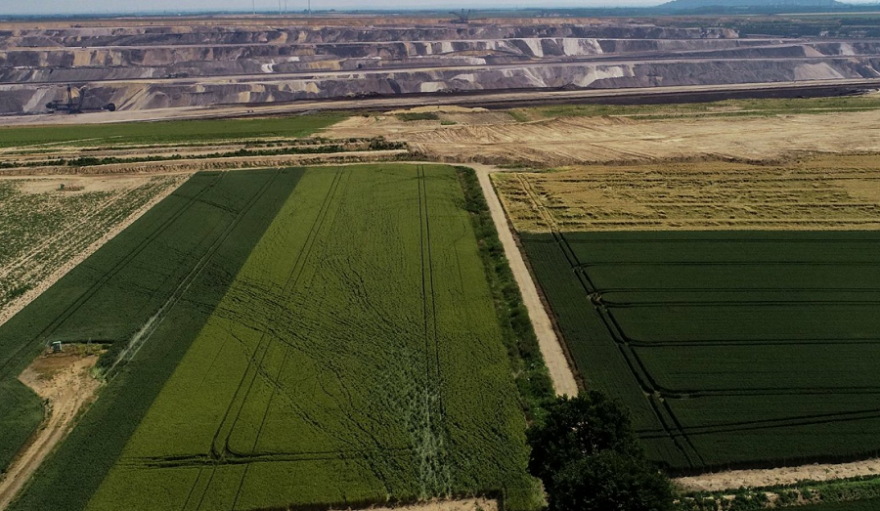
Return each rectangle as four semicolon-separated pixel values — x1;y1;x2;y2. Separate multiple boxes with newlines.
661;0;846;11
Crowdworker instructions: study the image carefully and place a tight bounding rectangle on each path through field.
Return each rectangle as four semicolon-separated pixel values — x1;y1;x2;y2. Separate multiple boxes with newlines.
0;353;100;510
333;498;498;511
471;163;578;397
676;458;880;492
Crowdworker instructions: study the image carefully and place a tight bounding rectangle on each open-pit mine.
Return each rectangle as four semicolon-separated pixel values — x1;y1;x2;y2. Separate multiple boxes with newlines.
1;15;880;119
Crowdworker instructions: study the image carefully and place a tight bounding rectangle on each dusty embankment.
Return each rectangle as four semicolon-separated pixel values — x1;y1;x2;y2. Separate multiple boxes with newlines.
328;104;880;166
0;352;102;510
677;459;880;493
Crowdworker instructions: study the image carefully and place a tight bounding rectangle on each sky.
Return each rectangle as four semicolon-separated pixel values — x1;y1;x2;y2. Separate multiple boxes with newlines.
0;0;874;15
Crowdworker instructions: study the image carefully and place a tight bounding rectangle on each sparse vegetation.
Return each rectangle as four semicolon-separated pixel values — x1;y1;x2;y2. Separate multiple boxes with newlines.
396;112;441;122
510;95;880;122
0;176;184;313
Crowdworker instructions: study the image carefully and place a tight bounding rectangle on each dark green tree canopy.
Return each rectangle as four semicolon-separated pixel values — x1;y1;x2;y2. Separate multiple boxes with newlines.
527;392;675;511
551;451;675;511
527;391;641;482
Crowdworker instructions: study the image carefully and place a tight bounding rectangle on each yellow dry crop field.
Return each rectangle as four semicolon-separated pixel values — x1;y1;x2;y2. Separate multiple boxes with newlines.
493;154;880;232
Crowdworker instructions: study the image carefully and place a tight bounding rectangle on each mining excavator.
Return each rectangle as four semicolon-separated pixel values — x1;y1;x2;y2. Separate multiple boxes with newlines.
45;85;116;114
450;9;472;24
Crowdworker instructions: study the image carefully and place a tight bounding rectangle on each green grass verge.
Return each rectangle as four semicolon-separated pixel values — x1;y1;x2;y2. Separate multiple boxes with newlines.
396;112;440;122
0;113;345;148
456;166;555;422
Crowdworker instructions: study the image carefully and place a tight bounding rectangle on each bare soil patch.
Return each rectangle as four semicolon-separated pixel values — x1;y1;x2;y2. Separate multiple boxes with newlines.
0;351;101;510
329;108;880;167
676;458;880;493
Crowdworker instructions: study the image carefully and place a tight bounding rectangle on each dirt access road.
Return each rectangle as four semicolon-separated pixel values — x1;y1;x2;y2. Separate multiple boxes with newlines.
473;163;579;397
0;353;101;510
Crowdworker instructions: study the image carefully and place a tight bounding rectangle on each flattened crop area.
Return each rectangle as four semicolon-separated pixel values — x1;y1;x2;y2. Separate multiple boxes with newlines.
81;165;534;511
520;231;880;472
494;155;880;232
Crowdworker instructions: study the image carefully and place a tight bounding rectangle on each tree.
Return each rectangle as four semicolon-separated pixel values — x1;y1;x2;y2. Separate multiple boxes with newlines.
551;451;675;511
526;392;675;511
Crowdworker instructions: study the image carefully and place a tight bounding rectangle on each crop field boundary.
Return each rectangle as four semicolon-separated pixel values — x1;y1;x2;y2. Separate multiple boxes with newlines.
519;229;880;476
464;163;578;399
0;174;223;382
7;169;305;511
0;176;186;330
71;164;540;511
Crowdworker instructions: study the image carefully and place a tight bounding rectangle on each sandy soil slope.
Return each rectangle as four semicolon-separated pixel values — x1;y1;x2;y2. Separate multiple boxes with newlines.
334;107;880;167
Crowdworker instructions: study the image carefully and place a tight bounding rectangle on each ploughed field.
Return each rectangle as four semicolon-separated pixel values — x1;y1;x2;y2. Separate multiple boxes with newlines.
3;165;537;511
521;231;880;472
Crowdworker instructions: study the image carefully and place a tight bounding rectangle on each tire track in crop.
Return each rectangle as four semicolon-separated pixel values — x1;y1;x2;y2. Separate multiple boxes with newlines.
595;288;706;468
553;229;703;468
0;173;223;378
227;170;353;511
243;170;356;453
415;165;451;499
184;170;343;511
518;173;702;466
628;338;880;348
207;170;343;456
652;407;880;438
109;169;284;375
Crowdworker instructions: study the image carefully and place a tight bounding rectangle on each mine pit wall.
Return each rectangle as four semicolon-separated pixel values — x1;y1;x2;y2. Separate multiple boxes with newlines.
0;25;738;49
3;57;878;115
3;22;880;116
0;38;791;84
5;40;880;85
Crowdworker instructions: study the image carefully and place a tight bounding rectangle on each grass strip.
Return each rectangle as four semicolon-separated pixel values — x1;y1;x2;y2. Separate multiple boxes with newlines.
456;166;555;422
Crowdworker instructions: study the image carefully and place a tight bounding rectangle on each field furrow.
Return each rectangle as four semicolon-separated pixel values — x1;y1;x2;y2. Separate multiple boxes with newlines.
521;230;880;472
